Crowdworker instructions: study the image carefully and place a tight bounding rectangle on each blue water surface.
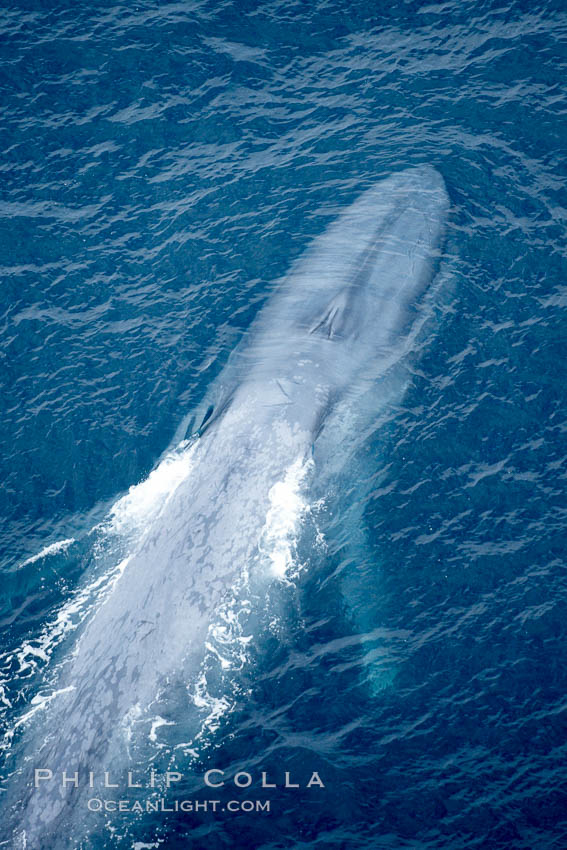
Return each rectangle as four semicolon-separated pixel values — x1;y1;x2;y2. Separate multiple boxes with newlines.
1;0;566;848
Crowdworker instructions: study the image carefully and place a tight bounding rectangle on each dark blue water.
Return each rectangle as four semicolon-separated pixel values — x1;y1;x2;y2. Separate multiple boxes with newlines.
1;0;566;847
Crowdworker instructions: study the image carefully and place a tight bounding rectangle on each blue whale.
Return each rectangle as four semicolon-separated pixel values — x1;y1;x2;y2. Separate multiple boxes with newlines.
5;165;449;848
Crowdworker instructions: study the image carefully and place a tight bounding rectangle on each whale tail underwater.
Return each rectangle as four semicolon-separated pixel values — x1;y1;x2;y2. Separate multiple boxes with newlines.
1;165;449;848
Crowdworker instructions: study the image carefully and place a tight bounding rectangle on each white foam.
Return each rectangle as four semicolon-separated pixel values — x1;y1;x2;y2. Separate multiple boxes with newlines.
260;456;313;578
0;684;12;709
6;441;195;663
108;441;196;537
149;716;175;743
0;555;132;756
12;556;131;680
19;538;75;568
3;685;75;745
190;668;231;740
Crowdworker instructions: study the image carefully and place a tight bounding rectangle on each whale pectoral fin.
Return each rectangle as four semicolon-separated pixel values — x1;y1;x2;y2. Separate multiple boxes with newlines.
309;289;351;340
339;541;397;698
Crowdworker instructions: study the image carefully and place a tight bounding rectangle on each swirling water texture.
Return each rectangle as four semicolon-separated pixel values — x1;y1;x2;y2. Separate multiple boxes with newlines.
0;0;566;848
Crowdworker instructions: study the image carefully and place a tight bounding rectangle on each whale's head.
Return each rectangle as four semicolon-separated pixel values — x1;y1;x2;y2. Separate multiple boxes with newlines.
247;166;448;384
197;167;449;437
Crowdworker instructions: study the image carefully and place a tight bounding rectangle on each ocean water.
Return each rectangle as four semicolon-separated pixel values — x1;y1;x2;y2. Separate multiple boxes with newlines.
1;0;566;848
